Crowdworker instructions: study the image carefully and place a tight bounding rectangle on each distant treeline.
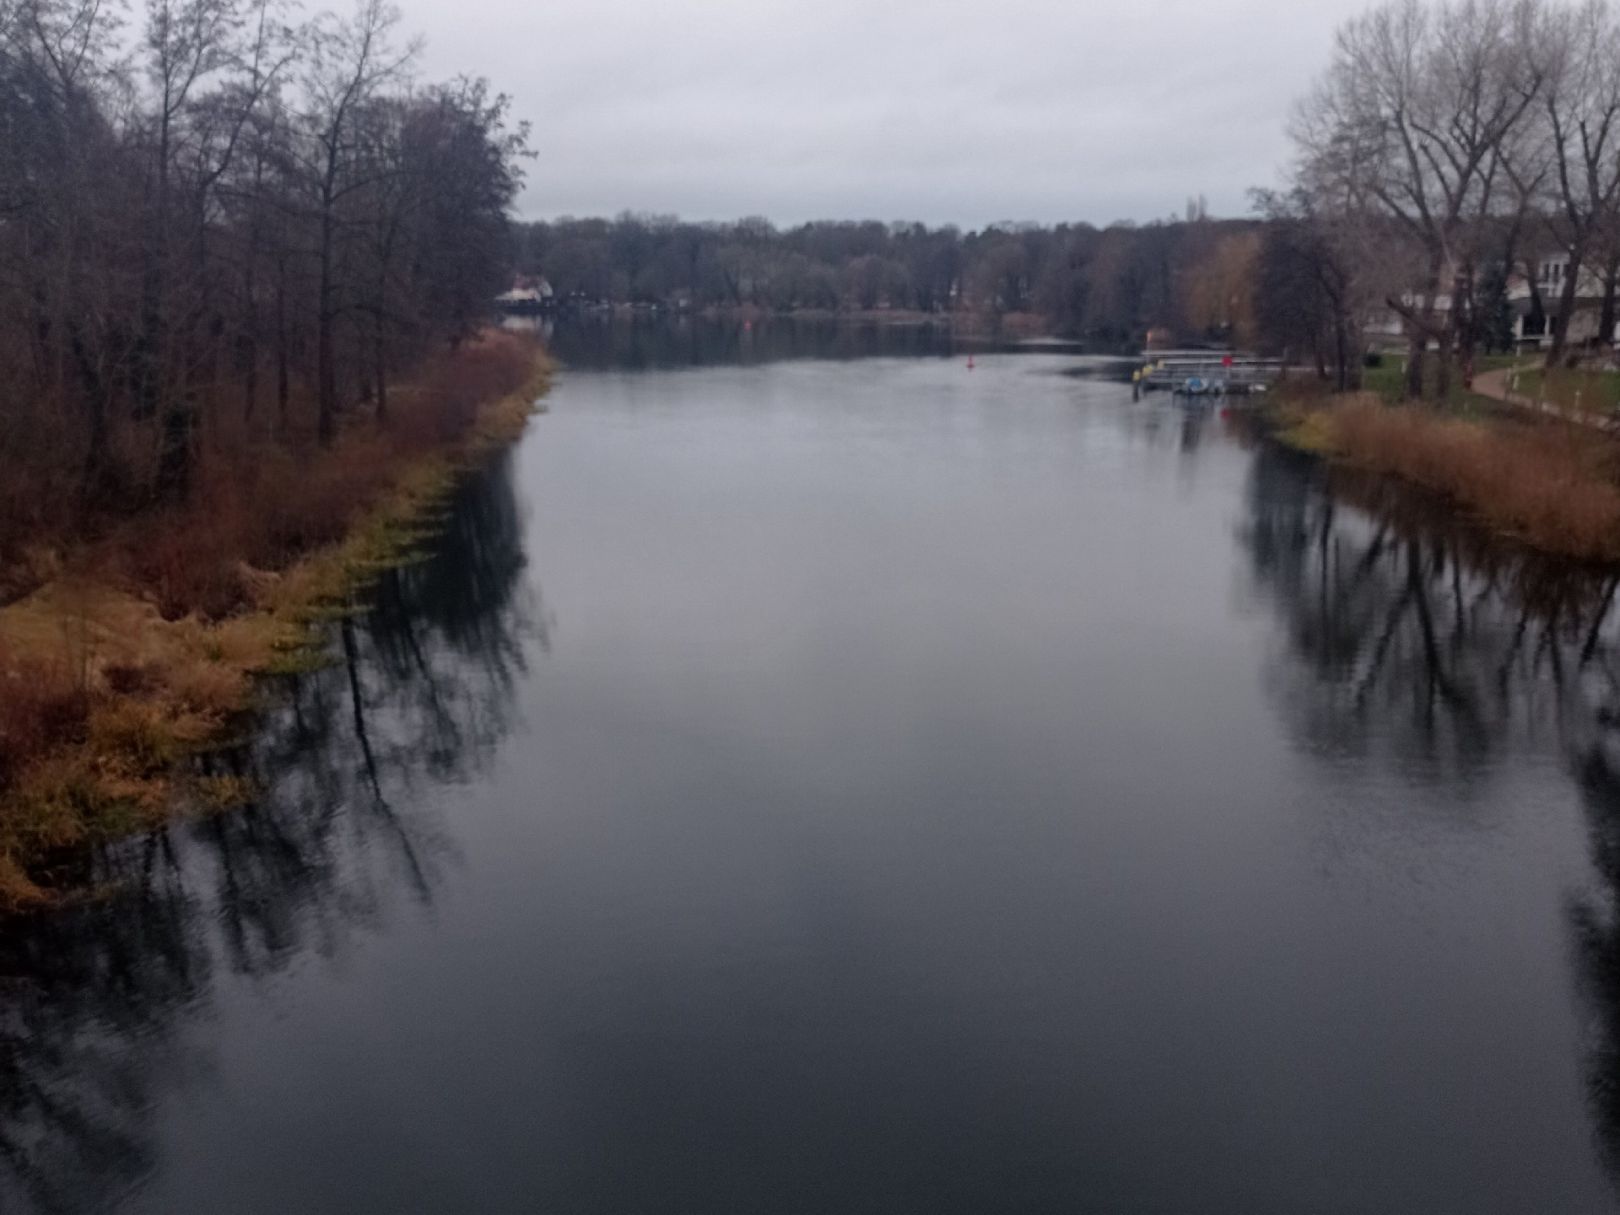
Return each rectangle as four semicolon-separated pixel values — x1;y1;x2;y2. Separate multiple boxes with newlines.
512;213;1267;348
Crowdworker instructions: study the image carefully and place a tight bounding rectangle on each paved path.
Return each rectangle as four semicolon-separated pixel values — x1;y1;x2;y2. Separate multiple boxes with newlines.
1472;364;1616;431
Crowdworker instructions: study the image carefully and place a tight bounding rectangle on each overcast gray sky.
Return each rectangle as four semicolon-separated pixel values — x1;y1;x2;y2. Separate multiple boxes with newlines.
412;0;1373;227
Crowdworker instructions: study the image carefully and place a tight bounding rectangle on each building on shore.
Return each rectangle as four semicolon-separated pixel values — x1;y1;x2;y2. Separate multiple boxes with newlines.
1365;249;1618;355
495;276;555;315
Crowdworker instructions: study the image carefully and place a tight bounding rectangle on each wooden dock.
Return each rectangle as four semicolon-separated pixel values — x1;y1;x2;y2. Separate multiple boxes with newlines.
1136;351;1284;397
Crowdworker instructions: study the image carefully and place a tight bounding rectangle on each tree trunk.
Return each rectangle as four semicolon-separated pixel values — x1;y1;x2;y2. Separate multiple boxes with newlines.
317;241;337;444
134;178;167;424
242;329;258;425
241;255;259;425
316;160;339;445
1334;313;1350;394
157;392;194;499
1453;265;1477;375
1599;253;1620;350
1435;327;1453;401
142;105;173;501
1405;253;1448;401
275;255;290;431
373;311;387;423
1405;330;1425;400
68;322;110;501
317;306;336;446
1547;250;1585;368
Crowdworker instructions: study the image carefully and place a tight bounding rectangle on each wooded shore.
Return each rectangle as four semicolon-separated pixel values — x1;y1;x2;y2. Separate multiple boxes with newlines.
0;333;551;907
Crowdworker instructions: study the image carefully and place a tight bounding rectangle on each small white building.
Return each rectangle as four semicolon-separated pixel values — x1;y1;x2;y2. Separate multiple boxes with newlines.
494;277;555;313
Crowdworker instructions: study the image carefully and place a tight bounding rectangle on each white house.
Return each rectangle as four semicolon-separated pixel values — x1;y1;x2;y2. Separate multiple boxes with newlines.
1366;251;1619;352
494;277;555;313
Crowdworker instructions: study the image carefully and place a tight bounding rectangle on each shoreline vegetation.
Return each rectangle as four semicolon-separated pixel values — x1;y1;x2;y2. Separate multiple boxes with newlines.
1268;376;1620;564
0;332;551;907
1;0;538;906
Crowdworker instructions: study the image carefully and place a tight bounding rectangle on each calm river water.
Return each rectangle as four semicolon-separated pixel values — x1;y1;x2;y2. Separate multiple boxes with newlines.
5;320;1620;1212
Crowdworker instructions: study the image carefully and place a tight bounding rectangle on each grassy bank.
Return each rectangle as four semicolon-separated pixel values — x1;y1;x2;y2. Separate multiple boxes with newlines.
0;331;552;906
1358;352;1522;414
1272;390;1620;562
1510;366;1620;418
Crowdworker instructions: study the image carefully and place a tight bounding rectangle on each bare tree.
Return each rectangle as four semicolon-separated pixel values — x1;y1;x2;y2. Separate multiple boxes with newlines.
1253;187;1366;389
1296;0;1544;400
293;0;415;445
1538;0;1620;364
0;0;529;561
137;0;250;493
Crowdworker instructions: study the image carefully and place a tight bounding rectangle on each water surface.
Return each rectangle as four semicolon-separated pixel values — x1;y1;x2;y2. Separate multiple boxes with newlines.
5;324;1620;1213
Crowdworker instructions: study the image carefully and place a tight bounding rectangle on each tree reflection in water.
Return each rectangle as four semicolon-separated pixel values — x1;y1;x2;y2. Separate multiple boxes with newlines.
18;429;1620;1210
0;453;538;1214
1241;443;1620;1185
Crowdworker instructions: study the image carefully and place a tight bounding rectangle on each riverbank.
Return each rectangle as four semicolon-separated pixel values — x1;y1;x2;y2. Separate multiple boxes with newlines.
1474;363;1620;429
662;303;1056;339
0;331;552;906
1269;387;1620;562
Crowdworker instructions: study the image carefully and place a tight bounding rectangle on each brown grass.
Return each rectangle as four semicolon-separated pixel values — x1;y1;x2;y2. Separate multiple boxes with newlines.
107;332;548;619
1284;393;1620;562
0;645;88;792
0;330;552;906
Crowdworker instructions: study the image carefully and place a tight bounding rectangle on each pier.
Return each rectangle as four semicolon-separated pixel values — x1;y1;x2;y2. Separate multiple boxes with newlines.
1136;351;1285;397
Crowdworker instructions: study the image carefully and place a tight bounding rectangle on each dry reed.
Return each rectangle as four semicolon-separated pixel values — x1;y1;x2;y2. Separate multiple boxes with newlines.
1294;393;1620;562
0;331;552;905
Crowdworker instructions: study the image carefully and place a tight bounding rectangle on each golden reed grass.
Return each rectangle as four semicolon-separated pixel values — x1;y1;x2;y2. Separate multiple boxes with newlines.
1296;394;1620;562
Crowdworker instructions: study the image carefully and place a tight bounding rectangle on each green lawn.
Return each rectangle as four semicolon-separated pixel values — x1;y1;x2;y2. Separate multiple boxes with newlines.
1361;352;1520;416
1511;365;1620;415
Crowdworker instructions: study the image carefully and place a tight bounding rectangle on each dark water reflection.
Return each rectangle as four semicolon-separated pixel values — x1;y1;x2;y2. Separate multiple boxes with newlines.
1244;443;1620;1188
5;329;1620;1211
0;457;534;1214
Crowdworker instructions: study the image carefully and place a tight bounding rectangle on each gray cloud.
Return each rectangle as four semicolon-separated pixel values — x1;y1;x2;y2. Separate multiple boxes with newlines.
412;0;1372;225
